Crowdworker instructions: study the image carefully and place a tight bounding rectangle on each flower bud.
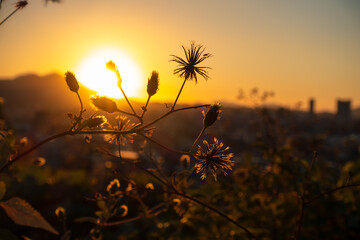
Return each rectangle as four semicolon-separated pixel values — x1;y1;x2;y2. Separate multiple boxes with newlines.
106;60;117;72
203;103;221;128
91;96;118;113
64;71;79;93
106;60;122;86
55;206;66;219
147;71;159;97
15;1;28;9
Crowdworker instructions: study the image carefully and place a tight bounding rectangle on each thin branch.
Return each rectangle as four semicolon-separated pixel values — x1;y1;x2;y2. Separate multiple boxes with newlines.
140;95;151;119
0;129;141;173
296;196;305;240
0;130;71;173
176;191;258;239
305;183;360;206
104;150;168;187
104;203;165;227
103;215;141;227
0;8;20;26
171;79;187;111
295;151;318;240
189;126;206;152
139;133;191;155
119;85;138;119
140;104;210;130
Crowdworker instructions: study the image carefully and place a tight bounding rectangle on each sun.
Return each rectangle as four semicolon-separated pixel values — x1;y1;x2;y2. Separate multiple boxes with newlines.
76;48;143;99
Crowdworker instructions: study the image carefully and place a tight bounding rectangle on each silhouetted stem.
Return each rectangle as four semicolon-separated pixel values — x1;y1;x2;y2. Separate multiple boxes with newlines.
107;149;257;239
0;129;141;173
0;8;20;26
140;95;151;119
103;203;165;227
305;183;360;206
296;151;318;239
0;132;13;152
76;92;84;119
0;131;71;173
69;92;85;131
172;190;259;240
139;133;191;155
119;85;138;118
296;197;305;240
171;79;186;111
190;126;206;152
140;104;210;130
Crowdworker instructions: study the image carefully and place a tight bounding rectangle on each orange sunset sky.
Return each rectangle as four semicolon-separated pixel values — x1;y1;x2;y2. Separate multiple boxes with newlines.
0;0;359;112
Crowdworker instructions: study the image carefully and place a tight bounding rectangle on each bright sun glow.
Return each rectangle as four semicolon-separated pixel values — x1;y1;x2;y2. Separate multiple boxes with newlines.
76;48;143;99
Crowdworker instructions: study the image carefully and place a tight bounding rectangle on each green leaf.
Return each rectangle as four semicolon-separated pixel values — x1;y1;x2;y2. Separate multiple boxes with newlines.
0;228;19;240
0;181;5;200
0;197;58;235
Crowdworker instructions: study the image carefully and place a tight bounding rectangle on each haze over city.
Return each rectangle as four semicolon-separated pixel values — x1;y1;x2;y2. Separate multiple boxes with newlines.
1;0;359;111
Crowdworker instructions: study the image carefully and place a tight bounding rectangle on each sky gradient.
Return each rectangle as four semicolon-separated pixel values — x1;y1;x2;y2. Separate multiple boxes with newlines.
0;0;359;111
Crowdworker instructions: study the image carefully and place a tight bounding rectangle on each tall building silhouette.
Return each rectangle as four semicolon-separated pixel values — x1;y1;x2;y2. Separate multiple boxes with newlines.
309;98;315;115
337;100;351;120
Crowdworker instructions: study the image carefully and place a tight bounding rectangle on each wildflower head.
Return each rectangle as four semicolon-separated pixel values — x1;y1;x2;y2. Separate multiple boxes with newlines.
104;116;135;146
203;103;221;128
147;71;159;97
64;71;79;93
15;1;28;9
170;42;212;83
195;138;234;181
91;96;118;113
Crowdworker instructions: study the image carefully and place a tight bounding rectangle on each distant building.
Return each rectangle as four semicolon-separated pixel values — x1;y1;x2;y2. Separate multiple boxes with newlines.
309;98;315;115
337;100;351;120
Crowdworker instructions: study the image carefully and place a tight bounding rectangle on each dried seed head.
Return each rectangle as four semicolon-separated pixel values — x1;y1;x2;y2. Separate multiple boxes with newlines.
147;71;159;97
15;1;28;9
85;116;106;128
64;71;79;93
91;96;118;113
203;103;221;128
106;60;117;72
195;138;234;181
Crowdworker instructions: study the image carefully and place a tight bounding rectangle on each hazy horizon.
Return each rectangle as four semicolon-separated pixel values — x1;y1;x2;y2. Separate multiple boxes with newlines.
0;71;358;113
1;0;359;112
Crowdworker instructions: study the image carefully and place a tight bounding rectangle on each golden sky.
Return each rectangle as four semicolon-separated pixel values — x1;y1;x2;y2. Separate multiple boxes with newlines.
0;0;359;111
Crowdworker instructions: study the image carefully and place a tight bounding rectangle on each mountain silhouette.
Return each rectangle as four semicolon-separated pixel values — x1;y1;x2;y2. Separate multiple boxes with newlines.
0;73;96;120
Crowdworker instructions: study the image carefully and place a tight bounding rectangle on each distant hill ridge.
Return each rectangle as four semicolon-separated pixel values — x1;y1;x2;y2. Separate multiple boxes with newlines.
0;73;92;119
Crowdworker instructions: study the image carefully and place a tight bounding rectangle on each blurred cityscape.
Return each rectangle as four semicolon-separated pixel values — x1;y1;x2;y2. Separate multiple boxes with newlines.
0;73;359;172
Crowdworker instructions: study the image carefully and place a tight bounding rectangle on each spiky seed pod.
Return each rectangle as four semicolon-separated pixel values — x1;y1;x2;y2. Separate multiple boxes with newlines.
203;103;221;128
147;71;159;97
91;96;118;113
64;71;79;93
85;116;106;128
